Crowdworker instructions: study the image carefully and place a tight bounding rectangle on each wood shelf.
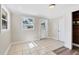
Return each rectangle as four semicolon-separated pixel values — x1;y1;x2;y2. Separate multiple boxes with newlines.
73;24;79;26
73;18;79;21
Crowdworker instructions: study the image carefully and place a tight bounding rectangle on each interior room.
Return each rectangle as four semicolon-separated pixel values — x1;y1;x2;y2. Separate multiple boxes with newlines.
0;4;79;55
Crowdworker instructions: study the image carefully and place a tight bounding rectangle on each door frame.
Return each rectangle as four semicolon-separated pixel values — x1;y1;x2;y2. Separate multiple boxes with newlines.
72;10;79;48
40;19;48;39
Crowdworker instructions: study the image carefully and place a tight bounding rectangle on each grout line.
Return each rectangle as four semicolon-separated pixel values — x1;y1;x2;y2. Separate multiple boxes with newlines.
4;43;12;55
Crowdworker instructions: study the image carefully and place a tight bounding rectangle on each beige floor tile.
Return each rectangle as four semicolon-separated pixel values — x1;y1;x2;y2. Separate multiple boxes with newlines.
8;51;22;55
8;39;63;55
22;49;31;55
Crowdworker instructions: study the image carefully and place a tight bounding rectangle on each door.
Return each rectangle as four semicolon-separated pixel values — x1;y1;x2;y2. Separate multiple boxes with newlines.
72;11;79;44
58;18;65;42
40;19;48;39
73;25;79;44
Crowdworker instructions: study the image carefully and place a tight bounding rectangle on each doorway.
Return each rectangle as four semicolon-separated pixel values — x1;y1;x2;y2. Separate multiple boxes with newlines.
58;17;65;42
40;19;48;39
72;10;79;48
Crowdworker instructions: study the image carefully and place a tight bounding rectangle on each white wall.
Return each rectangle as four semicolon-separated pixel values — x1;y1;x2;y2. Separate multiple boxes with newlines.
0;5;11;54
48;18;59;40
48;13;72;49
48;5;79;49
11;13;41;43
64;12;72;49
0;5;78;54
64;5;79;49
0;4;1;32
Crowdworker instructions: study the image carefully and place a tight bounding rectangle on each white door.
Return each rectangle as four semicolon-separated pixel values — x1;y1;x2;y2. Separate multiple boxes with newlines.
40;19;48;39
58;18;65;42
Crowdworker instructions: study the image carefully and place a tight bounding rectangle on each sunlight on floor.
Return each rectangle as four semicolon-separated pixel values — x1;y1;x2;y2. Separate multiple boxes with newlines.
28;42;38;48
8;39;63;55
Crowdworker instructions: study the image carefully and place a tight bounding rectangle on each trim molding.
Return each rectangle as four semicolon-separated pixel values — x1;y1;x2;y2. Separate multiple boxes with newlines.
11;39;40;45
11;40;28;45
4;39;40;55
47;36;57;40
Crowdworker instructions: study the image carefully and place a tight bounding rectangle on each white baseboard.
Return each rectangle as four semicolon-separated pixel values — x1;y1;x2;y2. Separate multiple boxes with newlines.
4;39;39;54
53;37;57;40
73;43;79;47
47;37;57;40
11;40;28;45
4;43;12;55
11;39;40;45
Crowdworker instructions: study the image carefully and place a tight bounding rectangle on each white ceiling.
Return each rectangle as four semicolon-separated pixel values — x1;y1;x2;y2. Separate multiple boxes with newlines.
3;4;79;19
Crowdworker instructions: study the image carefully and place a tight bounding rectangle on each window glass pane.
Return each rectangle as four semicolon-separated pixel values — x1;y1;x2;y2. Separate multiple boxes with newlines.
23;17;34;30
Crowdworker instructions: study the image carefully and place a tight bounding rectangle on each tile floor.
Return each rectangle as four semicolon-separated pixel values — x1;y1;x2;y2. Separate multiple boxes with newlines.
54;46;79;55
8;39;64;55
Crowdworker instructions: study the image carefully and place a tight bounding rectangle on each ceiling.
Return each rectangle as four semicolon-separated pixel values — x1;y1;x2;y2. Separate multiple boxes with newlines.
3;4;79;19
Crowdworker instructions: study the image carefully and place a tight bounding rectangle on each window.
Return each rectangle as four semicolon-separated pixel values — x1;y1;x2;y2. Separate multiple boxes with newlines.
1;8;8;31
22;17;34;30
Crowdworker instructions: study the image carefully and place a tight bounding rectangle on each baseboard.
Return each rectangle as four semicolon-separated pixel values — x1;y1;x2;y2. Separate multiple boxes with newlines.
4;39;39;54
73;43;79;47
11;39;40;45
11;40;28;45
47;37;57;40
4;43;12;55
53;37;57;40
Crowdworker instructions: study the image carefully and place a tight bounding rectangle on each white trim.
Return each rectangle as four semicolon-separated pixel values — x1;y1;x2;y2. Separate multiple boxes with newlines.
4;40;39;54
11;39;39;45
40;19;48;39
22;17;35;30
73;43;79;47
1;5;10;32
48;36;57;40
46;37;57;40
4;43;11;55
11;40;28;45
